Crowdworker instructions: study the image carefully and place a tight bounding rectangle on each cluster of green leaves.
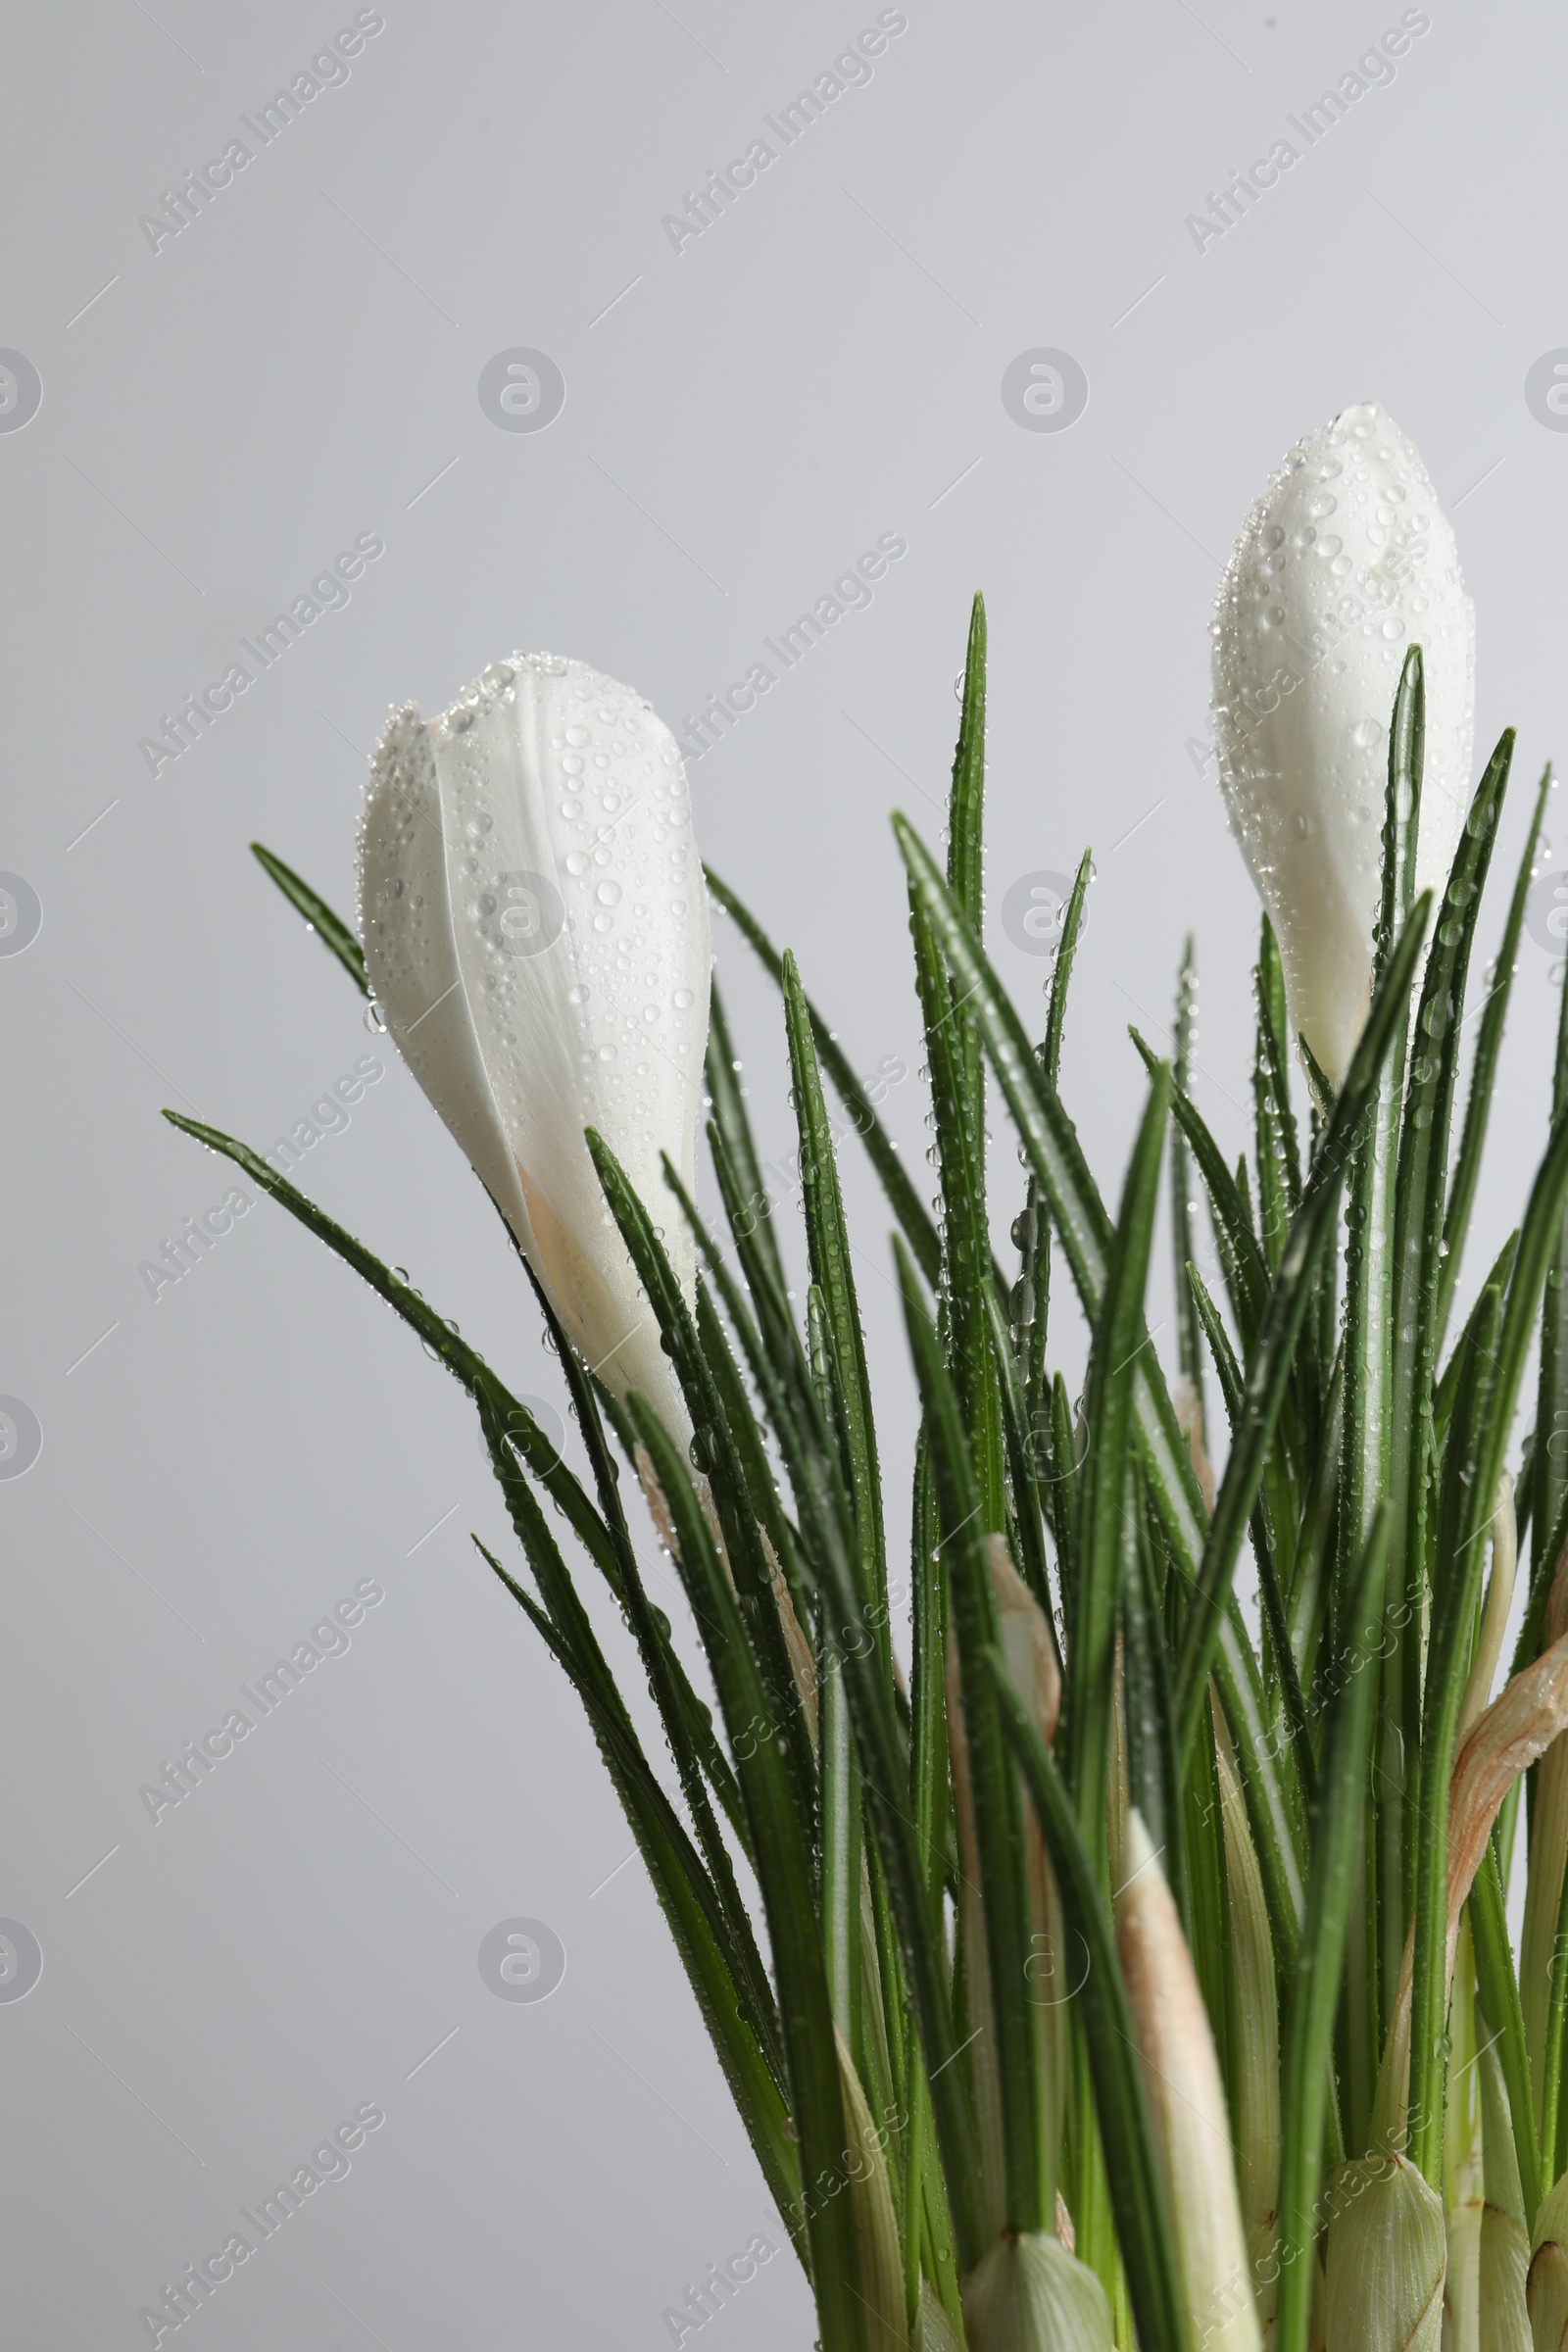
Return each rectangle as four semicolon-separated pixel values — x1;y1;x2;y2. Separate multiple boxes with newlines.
170;610;1568;2352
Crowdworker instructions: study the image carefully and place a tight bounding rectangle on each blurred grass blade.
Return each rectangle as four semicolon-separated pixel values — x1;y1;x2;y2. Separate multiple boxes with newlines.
251;842;368;994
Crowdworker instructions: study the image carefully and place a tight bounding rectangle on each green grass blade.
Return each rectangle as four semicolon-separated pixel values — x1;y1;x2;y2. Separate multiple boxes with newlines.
1170;937;1205;1421
701;1118;815;1435
1338;647;1423;1615
1540;1841;1568;2182
1121;1482;1185;1918
1536;852;1568;1590
783;952;888;1632
809;1438;989;2273
907;883;1007;1532
1470;1839;1542;2226
1411;1098;1568;2180
1274;1510;1391;2352
474;1542;803;2241
1252;917;1294;1275
472;1385;782;2086
1187;1264;1315;1812
1172;891;1434;1759
522;1254;756;1874
627;1403;867;2351
948;592;986;931
1286;1348;1344;1690
705;975;791;1308
706;866;941;1285
985;1282;1059;1652
1047;1373;1081;1654
1387;724;1515;2037
1257;912;1303;1214
1070;1063;1171;1863
673;1168;984;2268
695;1282;808;1619
585;1130;818;1831
896;1236;1044;2234
1043;849;1093;1087
1409;1279;1502;2182
1439;762;1553;1348
893;813;1307;1964
987;1653;1193;2352
666;1148;864;1640
945;595;990;1299
1130;1026;1269;1361
1393;731;1516;1509
250;842;368;994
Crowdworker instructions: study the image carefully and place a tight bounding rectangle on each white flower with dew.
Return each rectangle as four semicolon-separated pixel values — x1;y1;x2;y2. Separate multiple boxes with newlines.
359;652;710;1432
1210;403;1475;1086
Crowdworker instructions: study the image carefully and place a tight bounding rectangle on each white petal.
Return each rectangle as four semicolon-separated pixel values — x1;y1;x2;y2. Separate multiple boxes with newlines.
424;653;709;1417
359;705;537;1257
1211;403;1475;1084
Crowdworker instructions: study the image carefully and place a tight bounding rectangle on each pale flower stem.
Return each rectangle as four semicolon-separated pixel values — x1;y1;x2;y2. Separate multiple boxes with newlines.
1444;1919;1483;2352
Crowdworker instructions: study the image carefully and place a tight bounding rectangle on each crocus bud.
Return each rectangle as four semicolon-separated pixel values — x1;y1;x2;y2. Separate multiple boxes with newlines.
959;2230;1111;2351
1528;2172;1568;2352
1114;1808;1261;2352
1323;2152;1446;2351
1210;404;1475;1085
359;653;710;1429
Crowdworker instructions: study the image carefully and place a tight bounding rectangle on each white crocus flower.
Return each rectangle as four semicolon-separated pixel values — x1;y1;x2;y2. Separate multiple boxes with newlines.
1210;403;1475;1086
359;652;710;1431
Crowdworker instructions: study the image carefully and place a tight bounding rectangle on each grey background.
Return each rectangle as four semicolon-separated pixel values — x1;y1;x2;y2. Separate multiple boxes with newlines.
3;0;1565;2341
